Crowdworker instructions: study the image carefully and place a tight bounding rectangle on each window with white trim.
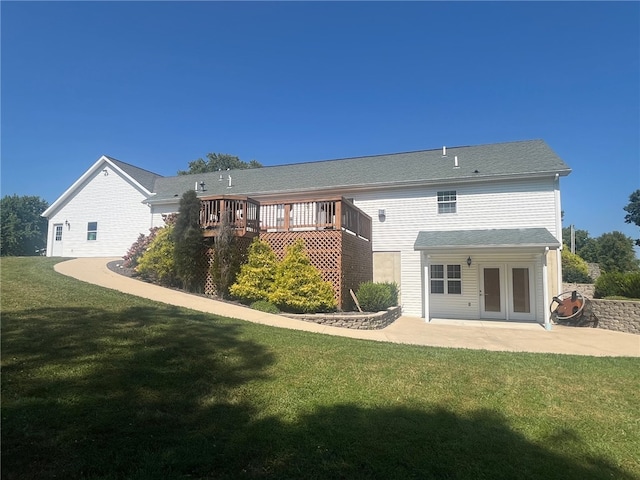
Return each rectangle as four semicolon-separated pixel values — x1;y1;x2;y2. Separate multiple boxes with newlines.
430;264;461;294
437;190;457;214
87;222;98;241
55;225;63;241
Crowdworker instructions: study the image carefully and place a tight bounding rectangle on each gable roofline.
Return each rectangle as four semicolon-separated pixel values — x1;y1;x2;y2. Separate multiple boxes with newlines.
103;156;163;192
42;155;162;218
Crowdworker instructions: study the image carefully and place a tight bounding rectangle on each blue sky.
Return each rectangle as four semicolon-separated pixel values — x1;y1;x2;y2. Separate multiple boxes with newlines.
2;1;639;245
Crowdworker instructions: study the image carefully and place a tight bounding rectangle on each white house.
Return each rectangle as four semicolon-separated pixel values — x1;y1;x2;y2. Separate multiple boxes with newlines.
41;156;162;257
43;139;571;326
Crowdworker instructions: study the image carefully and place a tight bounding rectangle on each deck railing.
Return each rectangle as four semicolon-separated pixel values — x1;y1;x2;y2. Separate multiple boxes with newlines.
199;196;260;237
199;196;371;241
260;197;371;240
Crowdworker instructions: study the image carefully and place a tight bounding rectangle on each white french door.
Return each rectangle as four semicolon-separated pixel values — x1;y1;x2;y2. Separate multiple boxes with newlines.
480;264;535;321
480;265;505;319
508;265;535;321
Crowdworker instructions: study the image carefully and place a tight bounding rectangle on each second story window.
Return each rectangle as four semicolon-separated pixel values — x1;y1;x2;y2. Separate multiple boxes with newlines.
437;191;457;214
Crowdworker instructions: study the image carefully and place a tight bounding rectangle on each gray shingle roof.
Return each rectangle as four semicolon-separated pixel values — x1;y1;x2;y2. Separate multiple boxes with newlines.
414;228;561;250
147;140;571;204
106;156;163;192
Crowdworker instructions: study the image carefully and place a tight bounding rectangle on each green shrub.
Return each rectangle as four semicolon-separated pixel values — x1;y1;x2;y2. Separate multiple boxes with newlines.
136;226;178;287
595;271;640;299
123;214;177;269
356;281;398;312
250;300;280;314
622;271;640;299
230;238;278;304
269;239;337;313
561;247;593;283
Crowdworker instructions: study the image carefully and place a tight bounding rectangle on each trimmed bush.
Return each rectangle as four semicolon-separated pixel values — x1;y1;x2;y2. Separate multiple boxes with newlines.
230;238;278;304
561;247;592;283
595;271;640;299
136;226;178;286
269;239;337;313
356;281;398;312
123;214;177;269
250;300;280;314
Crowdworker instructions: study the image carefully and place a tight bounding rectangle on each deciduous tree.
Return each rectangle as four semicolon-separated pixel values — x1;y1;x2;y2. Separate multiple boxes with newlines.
593;231;639;273
0;195;49;256
624;189;640;246
177;153;262;175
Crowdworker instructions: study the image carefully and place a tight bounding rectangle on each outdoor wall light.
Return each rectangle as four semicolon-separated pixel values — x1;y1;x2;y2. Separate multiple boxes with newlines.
65;220;71;230
466;256;472;267
378;209;386;222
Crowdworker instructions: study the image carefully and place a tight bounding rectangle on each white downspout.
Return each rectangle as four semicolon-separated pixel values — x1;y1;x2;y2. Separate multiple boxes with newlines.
554;174;563;293
543;247;551;331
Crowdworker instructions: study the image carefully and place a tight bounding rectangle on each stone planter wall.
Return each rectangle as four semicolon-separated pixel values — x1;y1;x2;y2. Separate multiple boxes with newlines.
282;305;402;330
588;299;640;335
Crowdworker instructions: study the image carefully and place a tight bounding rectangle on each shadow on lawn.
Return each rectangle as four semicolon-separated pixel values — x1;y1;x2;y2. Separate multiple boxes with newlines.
2;306;636;480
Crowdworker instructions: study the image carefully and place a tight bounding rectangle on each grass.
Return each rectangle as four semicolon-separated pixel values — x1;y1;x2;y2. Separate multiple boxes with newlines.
2;257;639;480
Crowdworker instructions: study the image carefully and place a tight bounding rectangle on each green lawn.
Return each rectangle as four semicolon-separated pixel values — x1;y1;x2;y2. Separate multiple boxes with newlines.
2;257;639;480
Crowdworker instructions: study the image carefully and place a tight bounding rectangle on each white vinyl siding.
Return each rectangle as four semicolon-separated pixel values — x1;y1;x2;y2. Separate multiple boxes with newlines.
348;177;558;317
425;252;544;322
46;164;151;257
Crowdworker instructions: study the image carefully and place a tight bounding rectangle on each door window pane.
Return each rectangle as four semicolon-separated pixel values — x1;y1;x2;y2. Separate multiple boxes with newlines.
484;268;501;312
512;268;531;313
55;225;63;241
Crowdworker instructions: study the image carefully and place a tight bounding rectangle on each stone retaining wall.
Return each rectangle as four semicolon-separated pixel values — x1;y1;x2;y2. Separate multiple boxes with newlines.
282;305;402;330
562;283;595;299
561;283;639;335
588;299;640;335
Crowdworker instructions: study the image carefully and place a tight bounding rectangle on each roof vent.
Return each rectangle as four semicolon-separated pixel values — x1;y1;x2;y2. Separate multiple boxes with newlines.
442;146;447;157
454;156;459;168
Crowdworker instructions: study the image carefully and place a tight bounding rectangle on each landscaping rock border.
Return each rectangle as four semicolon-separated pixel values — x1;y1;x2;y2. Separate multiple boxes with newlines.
281;305;402;330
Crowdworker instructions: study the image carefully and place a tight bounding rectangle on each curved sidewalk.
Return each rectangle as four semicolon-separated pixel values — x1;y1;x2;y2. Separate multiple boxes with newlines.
55;258;640;357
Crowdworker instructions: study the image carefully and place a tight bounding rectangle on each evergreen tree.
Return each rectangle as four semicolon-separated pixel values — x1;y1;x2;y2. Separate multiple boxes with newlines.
229;238;278;303
173;190;206;292
269;239;336;313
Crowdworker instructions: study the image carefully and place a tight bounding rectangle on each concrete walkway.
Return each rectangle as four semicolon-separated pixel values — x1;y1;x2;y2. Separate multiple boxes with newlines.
55;258;640;357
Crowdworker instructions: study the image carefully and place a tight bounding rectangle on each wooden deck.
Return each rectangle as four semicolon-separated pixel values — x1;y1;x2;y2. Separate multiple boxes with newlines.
199;196;371;241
